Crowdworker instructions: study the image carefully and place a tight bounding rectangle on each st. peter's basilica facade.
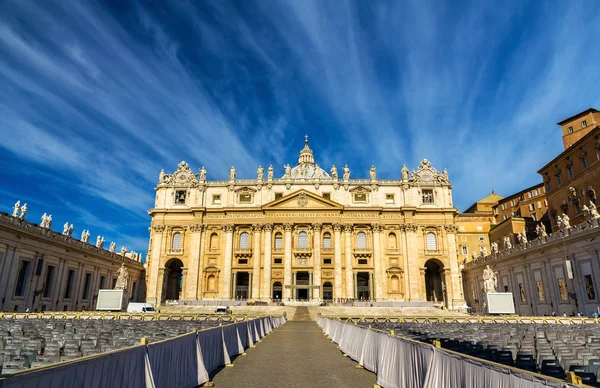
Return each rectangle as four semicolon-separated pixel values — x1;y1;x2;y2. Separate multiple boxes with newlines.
146;139;466;309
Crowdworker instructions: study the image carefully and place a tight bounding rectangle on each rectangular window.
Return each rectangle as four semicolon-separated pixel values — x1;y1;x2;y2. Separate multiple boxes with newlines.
64;269;75;299
385;194;395;204
567;166;574;178
274;258;282;265
354;193;367;203
323;235;331;249
422;189;434;204
556;175;562;184
14;260;31;297
527;192;532;199
322;193;331;200
462;246;468;255
503;215;508;220
545;181;551;192
582;158;588;169
584;274;596;300
238;258;248;265
239;193;252;203
479;236;485;243
531;214;537;221
275;193;283;200
100;276;106;290
537;201;542;209
502;203;507;210
43;265;55;298
357;259;368;265
212;195;221;205
175;190;186;204
581;120;587;128
82;273;92;300
323;258;332;265
568;126;573;133
275;235;283;249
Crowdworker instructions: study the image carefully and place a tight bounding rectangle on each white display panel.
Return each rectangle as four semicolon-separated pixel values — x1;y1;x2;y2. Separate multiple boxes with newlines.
485;292;515;314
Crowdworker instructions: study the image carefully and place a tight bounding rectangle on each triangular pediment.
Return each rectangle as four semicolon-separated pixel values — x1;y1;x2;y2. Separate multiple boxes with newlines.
262;189;344;210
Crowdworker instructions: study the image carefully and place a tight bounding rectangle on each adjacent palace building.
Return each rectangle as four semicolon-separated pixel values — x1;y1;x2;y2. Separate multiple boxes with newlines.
146;139;466;309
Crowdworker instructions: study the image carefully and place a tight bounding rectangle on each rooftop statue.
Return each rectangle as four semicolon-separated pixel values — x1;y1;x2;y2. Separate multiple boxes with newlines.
330;165;338;180
257;165;264;180
401;165;409;181
342;165;350;180
536;223;547;238
12;201;20;218
62;222;70;235
199;166;206;181
19;203;27;220
229;166;236;181
267;165;274;180
370;165;376;180
109;242;116;253
590;202;600;219
482;265;498;293
114;263;129;290
159;169;165;182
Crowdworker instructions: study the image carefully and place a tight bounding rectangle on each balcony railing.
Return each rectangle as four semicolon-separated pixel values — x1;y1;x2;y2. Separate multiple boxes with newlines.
167;248;184;255
206;248;220;255
293;247;312;257
385;248;402;255
353;248;372;257
233;248;253;257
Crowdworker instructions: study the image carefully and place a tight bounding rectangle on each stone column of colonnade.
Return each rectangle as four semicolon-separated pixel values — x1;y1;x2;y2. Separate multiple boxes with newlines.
344;224;353;299
222;224;234;299
333;223;343;298
372;224;383;300
283;223;293;300
404;224;422;301
312;223;322;299
251;224;262;299
262;223;273;300
186;224;204;299
147;224;166;305
444;224;465;308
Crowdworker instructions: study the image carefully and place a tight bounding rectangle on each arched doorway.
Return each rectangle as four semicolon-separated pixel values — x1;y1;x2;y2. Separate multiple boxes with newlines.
165;258;184;301
424;259;444;303
272;281;282;300
323;282;333;301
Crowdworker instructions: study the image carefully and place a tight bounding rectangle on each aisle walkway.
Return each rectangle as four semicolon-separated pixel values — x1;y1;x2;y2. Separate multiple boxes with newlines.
210;308;376;387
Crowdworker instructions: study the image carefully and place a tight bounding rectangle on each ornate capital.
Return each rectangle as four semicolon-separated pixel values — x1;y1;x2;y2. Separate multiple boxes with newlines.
263;223;274;232
283;222;294;232
404;224;418;232
152;224;165;233
343;223;352;233
312;223;322;232
332;223;342;232
252;223;263;232
190;224;203;232
372;223;383;233
444;224;458;233
223;224;235;233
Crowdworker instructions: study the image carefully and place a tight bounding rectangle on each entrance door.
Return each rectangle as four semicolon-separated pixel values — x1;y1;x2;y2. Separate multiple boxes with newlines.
235;272;250;300
357;272;370;300
424;260;444;303
272;282;282;301
295;272;310;300
323;282;333;301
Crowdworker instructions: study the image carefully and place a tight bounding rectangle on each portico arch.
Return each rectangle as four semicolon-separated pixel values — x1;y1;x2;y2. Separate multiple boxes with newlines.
164;258;184;301
424;259;445;304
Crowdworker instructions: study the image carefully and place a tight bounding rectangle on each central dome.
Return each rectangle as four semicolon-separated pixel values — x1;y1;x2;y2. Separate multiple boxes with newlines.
282;137;331;179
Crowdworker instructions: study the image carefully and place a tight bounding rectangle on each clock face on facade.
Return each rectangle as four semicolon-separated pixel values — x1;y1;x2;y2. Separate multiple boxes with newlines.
178;173;186;181
420;171;433;182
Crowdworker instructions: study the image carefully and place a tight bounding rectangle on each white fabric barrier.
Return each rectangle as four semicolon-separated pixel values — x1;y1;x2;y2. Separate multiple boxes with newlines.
0;344;151;388
317;318;576;388
0;316;286;388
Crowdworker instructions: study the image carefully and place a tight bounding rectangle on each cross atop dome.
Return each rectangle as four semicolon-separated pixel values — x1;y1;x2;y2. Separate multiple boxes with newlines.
298;136;314;165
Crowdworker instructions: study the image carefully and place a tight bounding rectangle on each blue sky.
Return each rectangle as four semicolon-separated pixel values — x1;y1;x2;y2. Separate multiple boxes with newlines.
1;1;599;256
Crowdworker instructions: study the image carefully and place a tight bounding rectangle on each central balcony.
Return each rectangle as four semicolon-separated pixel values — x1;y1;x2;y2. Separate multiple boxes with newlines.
233;248;253;258
353;248;372;257
293;247;313;257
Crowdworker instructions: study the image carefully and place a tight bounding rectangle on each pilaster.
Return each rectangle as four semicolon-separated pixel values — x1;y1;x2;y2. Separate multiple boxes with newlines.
344;224;353;298
312;223;322;299
147;224;165;305
262;223;273;299
333;223;343;299
186;224;203;300
251;224;262;299
283;223;293;300
222;224;234;299
372;223;383;300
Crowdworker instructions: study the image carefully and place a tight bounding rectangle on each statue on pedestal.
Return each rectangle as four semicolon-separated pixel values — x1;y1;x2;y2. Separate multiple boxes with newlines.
159;169;165;182
536;223;547;239
19;203;27;220
12;201;20;217
120;246;127;256
471;251;477;261
482;265;498;293
68;224;73;236
199;166;207;181
267;165;274;180
62;222;70;235
284;164;291;179
114;264;129;290
330;165;338;180
342;165;350;180
490;241;498;255
590;202;600;220
559;213;571;230
229;166;236;181
503;235;512;250
517;232;528;246
81;230;90;243
370;165;377;180
401;165;409;181
109;242;116;253
40;213;48;228
480;245;488;257
257;165;264;180
95;236;105;248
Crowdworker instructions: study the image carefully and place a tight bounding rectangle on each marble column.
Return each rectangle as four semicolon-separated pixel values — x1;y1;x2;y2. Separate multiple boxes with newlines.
312;223;322;300
187;224;203;300
147;225;166;305
283;223;293;300
369;272;374;300
251;224;262;299
232;271;237;299
405;224;422;301
262;223;273;300
333;223;343;299
309;272;313;300
344;224;353;298
372;224;383;300
354;271;358;299
222;224;234;299
197;226;209;299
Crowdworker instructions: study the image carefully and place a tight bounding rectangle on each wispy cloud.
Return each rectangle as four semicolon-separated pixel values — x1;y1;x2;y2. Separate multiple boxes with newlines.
1;0;599;252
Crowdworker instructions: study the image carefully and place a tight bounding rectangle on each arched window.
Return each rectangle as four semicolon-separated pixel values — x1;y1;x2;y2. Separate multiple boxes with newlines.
357;232;367;249
239;232;250;249
426;232;437;251
298;231;308;248
172;233;182;250
387;233;397;249
209;233;219;250
274;233;283;249
323;232;331;249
